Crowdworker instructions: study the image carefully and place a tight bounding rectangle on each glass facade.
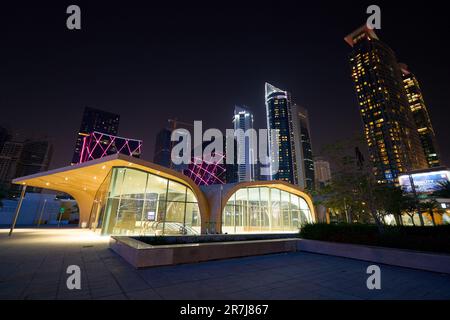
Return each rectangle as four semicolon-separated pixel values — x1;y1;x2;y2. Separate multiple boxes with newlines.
265;83;297;184
89;167;200;236
222;187;313;234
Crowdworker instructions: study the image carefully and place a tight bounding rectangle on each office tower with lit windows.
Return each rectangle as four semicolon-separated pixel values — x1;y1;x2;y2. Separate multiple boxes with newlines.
292;104;315;190
265;83;297;184
345;26;427;183
400;64;441;168
71;107;120;164
265;83;314;189
233;105;256;182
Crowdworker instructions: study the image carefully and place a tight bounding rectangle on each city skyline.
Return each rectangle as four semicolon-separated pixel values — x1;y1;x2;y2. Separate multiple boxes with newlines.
2;2;449;171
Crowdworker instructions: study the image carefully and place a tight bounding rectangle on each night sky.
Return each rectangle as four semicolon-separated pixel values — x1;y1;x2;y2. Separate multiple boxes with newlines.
2;1;449;169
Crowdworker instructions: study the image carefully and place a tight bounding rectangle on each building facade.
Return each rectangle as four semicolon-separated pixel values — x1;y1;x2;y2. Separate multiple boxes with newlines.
400;64;441;168
12;154;316;236
0;141;24;190
314;159;331;189
345;26;428;183
0;140;52;195
72;107;120;164
265;83;297;184
0;127;10;152
265;83;314;189
153;128;173;168
292;104;315;190
233;106;256;182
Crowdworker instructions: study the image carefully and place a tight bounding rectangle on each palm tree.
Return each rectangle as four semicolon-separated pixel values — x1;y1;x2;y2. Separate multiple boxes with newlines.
401;195;421;226
433;181;450;198
420;200;444;226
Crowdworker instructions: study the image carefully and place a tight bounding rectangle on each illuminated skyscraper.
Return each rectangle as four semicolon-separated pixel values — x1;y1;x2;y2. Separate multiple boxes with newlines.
233;105;256;182
265;83;314;189
400;64;441;168
292;104;315;190
72;107;120;164
345;26;427;183
265;83;297;184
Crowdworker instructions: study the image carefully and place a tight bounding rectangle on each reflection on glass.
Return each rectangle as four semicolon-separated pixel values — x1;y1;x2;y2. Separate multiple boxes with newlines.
98;167;199;236
222;187;313;234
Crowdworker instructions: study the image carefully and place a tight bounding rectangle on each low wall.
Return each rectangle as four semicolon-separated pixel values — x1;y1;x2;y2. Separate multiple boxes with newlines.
110;236;298;268
298;239;450;274
110;237;450;274
133;233;298;245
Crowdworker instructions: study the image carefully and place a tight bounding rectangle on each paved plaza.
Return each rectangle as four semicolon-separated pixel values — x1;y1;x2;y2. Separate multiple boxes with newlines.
0;228;450;300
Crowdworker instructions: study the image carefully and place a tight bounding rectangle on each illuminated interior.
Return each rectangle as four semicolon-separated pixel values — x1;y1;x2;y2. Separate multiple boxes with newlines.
222;186;314;234
12;154;317;236
91;167;201;236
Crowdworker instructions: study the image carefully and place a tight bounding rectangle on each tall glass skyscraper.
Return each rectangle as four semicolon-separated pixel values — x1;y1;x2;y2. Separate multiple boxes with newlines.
265;83;314;189
400;64;441;168
265;83;297;184
345;26;427;183
233;105;256;182
292;104;315;190
72;107;120;164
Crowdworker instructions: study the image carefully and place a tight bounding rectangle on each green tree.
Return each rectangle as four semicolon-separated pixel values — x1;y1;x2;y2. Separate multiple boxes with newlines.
420;200;444;226
374;185;405;226
317;135;385;230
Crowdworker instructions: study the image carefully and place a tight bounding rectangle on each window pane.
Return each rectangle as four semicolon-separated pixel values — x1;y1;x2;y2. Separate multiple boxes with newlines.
186;188;198;203
270;188;282;232
185;202;200;234
164;201;186;235
167;180;187;202
146;174;168;201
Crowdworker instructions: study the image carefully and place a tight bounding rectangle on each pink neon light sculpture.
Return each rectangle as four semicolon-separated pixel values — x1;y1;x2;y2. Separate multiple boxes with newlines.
79;131;142;163
183;153;226;186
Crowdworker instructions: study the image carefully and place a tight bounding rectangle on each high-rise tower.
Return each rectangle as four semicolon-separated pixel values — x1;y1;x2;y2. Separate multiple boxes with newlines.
265;83;314;189
233;105;256;182
345;26;427;183
400;64;441;168
265;83;297;184
292;104;315;190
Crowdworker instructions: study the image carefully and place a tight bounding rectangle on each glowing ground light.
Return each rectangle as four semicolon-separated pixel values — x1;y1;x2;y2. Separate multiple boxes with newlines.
184;153;226;186
79;131;142;163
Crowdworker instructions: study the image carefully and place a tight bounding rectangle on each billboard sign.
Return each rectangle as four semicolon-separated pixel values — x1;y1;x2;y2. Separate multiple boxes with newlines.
399;170;450;194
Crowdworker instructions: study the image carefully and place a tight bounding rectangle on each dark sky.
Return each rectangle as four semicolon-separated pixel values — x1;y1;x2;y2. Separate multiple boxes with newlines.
2;1;449;169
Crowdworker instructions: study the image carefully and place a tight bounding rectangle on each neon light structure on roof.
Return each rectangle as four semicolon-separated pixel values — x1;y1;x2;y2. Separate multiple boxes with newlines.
79;131;142;163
